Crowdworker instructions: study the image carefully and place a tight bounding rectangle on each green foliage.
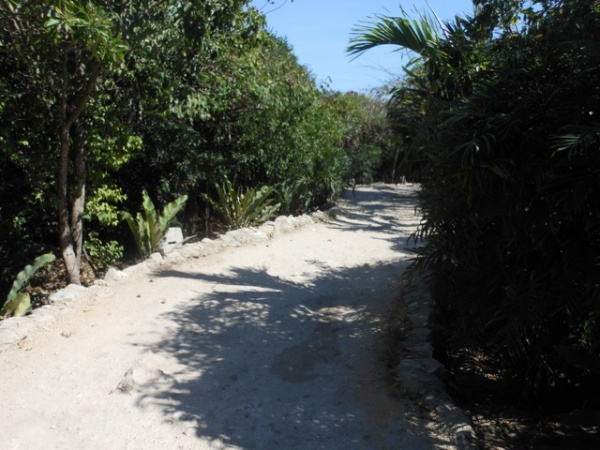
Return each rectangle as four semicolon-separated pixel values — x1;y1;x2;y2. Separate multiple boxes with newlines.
44;1;127;68
274;181;300;215
0;0;362;289
83;185;126;272
85;185;127;227
324;91;391;184
115;29;353;222
203;178;280;229
293;142;349;212
121;190;188;258
0;0;257;279
352;0;600;403
0;293;31;320
1;253;56;319
84;234;123;271
349;7;442;61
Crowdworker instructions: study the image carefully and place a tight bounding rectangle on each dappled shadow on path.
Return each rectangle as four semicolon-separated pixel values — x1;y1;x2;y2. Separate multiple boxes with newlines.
138;263;395;449
123;184;443;449
332;184;423;255
339;186;420;230
132;262;443;448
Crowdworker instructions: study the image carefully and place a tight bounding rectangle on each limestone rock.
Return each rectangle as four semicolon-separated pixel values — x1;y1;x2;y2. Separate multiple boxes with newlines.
49;284;87;302
104;268;129;282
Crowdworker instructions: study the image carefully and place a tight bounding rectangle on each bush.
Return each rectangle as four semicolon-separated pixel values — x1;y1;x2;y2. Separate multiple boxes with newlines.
121;190;188;258
203;178;279;229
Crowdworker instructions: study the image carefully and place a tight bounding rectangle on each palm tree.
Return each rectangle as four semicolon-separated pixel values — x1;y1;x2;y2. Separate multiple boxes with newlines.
347;7;476;100
348;1;600;403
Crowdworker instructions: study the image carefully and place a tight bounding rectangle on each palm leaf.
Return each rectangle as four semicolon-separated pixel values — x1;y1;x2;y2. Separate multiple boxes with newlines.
551;125;600;157
347;8;443;62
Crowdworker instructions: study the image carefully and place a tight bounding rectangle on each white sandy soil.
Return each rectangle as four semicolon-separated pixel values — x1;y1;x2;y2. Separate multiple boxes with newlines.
0;184;463;450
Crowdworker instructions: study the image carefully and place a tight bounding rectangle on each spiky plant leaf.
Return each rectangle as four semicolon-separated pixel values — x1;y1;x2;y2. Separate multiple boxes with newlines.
551;125;600;157
3;253;55;306
141;189;160;252
157;194;188;244
121;211;146;257
204;179;279;230
1;253;54;319
0;292;31;318
122;191;188;258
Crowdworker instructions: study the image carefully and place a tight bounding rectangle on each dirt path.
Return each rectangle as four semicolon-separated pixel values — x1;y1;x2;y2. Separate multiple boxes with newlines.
0;184;457;450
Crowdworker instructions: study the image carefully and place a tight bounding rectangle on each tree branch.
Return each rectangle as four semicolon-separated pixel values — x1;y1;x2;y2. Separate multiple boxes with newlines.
64;59;101;130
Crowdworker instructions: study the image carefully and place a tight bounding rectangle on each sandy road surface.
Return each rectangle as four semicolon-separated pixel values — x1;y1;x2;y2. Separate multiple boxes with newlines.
0;184;454;450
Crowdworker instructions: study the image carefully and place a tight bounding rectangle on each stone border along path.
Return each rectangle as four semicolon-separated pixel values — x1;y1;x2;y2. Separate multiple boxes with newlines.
394;275;476;450
0;184;476;449
0;212;322;352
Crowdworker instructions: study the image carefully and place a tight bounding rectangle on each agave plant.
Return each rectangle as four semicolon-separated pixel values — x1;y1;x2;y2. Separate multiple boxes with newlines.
121;190;188;258
1;253;56;319
203;178;280;230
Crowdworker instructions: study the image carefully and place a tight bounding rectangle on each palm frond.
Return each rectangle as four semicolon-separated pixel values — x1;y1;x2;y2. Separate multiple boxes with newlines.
551;125;600;157
347;8;443;63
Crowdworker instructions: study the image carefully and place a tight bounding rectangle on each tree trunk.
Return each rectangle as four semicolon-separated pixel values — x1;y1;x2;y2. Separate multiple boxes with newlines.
391;145;400;183
57;50;99;285
58;121;81;285
71;120;86;273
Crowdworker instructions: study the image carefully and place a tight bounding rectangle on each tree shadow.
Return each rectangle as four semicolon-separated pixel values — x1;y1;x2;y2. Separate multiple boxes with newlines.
113;184;449;448
333;185;423;257
332;186;421;233
128;258;444;449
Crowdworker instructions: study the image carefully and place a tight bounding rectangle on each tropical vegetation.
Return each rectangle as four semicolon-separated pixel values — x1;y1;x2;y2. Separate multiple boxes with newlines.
121;190;188;258
202;178;279;230
0;2;392;299
350;0;600;407
1;253;56;319
3;0;597;434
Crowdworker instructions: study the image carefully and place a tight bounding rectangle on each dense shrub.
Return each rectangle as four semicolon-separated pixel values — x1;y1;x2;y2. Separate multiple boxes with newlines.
1;2;385;288
351;0;600;403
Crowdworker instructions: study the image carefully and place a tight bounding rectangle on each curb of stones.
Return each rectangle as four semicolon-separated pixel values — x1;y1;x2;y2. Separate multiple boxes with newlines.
395;272;477;450
0;211;335;352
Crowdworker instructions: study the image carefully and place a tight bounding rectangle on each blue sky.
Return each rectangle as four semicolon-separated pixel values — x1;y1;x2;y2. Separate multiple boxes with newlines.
250;0;475;92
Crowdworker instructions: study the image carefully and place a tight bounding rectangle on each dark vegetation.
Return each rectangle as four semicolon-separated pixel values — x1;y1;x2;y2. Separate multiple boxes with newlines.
350;0;600;447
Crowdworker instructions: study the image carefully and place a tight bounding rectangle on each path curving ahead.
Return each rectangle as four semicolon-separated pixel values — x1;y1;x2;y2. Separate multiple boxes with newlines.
0;184;455;450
